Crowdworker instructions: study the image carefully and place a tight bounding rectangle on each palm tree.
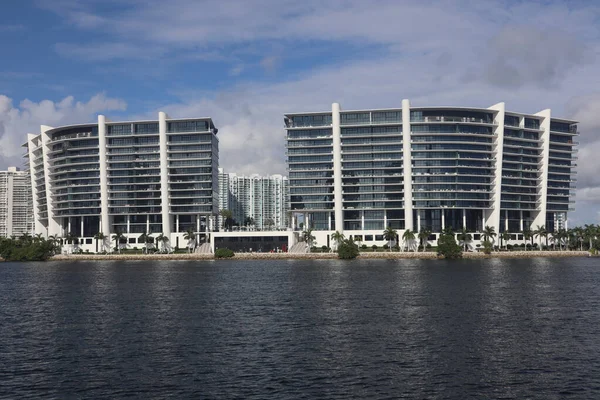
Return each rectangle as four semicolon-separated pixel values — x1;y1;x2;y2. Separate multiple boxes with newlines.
94;232;106;253
330;231;345;251
383;226;397;252
501;232;511;251
481;226;497;248
48;234;61;254
522;228;533;251
302;229;315;251
264;218;275;231
156;233;169;253
418;228;432;252
244;216;255;229
584;224;598;251
457;228;472;252
138;232;153;254
112;231;124;253
533;225;547;250
220;209;233;231
183;228;196;253
33;233;44;243
573;227;585;251
20;232;33;245
402;229;416;252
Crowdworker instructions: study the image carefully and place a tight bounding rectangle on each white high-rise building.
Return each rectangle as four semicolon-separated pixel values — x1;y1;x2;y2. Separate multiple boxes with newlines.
0;167;33;238
25;112;219;251
218;169;289;230
285;101;578;247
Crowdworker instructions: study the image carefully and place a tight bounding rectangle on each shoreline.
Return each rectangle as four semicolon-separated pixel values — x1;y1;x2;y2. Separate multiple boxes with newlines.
40;250;592;261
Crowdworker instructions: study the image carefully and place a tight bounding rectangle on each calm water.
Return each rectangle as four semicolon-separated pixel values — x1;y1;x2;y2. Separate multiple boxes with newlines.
1;258;599;399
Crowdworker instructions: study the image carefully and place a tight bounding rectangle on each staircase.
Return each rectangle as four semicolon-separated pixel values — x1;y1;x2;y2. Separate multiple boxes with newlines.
288;242;309;254
195;243;212;254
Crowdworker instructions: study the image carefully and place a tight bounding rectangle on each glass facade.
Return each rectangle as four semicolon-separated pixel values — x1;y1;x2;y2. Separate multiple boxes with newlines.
285;103;578;236
28;115;219;242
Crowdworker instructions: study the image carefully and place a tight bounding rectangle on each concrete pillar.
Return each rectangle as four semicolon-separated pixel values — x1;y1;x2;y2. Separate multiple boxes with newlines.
127;215;130;234
401;99;414;230
505;210;509;232
417;212;421;232
81;218;84;238
98;115;110;236
520;210;524;231
197;214;200;232
486;102;505;235
176;214;180;233
441;211;445;230
328;212;332;230
462;209;467;229
361;210;365;230
533;109;551;229
146;214;150;233
332;103;344;233
158;111;171;237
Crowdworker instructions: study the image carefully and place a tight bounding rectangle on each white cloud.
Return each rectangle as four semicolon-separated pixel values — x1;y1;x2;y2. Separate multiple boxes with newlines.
0;93;127;168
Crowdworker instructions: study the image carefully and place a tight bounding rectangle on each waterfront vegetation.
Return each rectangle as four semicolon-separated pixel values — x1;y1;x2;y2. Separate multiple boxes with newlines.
215;248;235;258
0;234;58;261
3;224;600;262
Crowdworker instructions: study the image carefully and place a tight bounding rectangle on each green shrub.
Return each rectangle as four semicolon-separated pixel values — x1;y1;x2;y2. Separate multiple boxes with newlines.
437;234;463;259
372;244;378;251
361;244;368;250
383;244;389;250
482;240;493;255
214;248;235;258
321;245;328;251
337;238;360;260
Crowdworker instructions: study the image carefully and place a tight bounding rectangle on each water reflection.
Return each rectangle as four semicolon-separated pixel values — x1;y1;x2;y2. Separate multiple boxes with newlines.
1;258;599;398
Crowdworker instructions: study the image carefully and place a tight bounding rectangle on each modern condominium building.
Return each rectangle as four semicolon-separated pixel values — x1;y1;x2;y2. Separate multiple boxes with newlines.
285;100;577;246
0;167;33;237
218;168;290;230
25;112;219;251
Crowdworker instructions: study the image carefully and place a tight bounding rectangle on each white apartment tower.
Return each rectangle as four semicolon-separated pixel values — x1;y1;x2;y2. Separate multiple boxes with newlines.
0;167;33;237
285;101;578;246
25;112;219;251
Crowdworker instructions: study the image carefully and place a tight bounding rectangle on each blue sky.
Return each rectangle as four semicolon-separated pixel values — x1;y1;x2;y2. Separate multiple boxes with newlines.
1;0;600;225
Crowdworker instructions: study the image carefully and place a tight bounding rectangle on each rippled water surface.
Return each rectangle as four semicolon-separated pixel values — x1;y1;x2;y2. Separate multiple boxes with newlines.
1;258;600;399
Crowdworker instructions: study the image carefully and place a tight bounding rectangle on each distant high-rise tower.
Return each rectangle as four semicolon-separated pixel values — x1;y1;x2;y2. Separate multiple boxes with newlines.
218;170;289;230
0;167;33;237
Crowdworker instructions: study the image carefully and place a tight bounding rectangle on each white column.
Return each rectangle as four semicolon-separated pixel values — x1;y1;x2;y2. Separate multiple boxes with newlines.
67;218;71;233
505;210;509;232
41;126;61;237
98;115;110;237
462;209;466;229
328;212;332;230
533;109;551;229
127;215;130;234
146;214;150;233
81;218;84;238
197;214;200;232
417;212;421;232
361;210;365;230
159;112;172;238
485;102;505;234
332;103;344;233
520;210;524;231
176;214;180;233
27;135;44;236
441;211;445;230
402;99;414;230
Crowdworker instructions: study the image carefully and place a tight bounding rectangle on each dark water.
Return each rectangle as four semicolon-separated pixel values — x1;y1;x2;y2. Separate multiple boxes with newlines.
1;258;600;399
